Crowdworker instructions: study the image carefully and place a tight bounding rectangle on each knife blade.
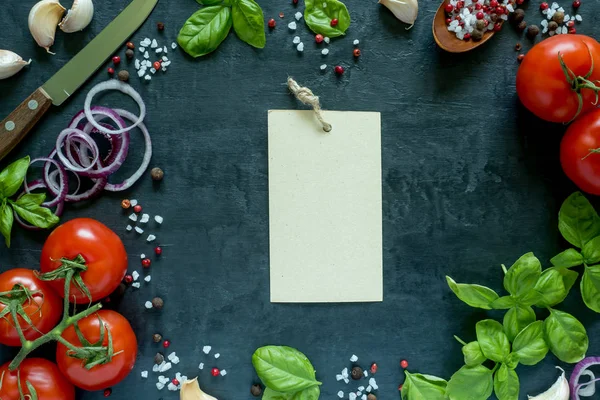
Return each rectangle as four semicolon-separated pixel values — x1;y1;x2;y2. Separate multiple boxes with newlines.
0;0;158;161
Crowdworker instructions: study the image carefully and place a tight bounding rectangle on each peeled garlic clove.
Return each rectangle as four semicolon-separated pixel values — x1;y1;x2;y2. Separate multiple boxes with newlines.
528;367;570;400
59;0;94;33
379;0;418;29
0;50;32;80
180;377;218;400
28;0;66;54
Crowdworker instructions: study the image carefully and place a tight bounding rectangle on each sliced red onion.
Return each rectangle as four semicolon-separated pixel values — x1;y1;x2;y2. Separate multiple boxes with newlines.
56;128;100;172
570;357;600;400
84;80;146;135
24;158;68;208
14;182;65;231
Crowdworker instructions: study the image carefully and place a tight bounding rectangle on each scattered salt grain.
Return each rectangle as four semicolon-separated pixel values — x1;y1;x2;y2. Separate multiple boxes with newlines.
344;378;349;384
150;68;156;74
163;61;171;67
552;1;559;8
139;47;146;53
357;392;362;396
132;282;141;289
167;383;178;391
152;363;161;372
135;226;144;234
132;271;140;281
162;67;167;72
357;386;365;391
151;39;158;48
353;39;359;45
321;48;329;55
147;234;156;242
368;378;378;390
350;355;358;362
506;4;514;12
172;356;180;364
134;59;140;69
168;352;177;361
145;75;151;81
141;371;148;378
145;275;151;282
126;225;132;231
159;376;169;384
159;362;172;373
129;213;138;222
564;14;570;21
156;382;165;390
293;36;301;44
144;51;150;59
137;69;145;78
576;14;582;21
361;395;367;400
297;42;304;52
324;36;330;43
145;301;153;309
541;19;548;27
349;393;357;400
562;25;568;34
336;374;344;381
288;21;297;30
342;368;349;378
140;214;150;223
337;391;344;399
155;215;163;224
320;64;327;70
220;369;227;376
558;6;564;11
199;363;204;370
203;346;212;354
155;48;163;53
163;45;168;53
171;42;177;49
141;38;151;46
214;353;220;359
162;56;169;61
295;11;303;20
366;386;372;393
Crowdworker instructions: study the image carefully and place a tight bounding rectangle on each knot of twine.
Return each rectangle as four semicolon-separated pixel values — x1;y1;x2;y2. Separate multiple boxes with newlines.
287;77;332;132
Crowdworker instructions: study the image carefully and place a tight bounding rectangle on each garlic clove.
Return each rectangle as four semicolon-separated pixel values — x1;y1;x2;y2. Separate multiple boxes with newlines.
528;367;570;400
59;0;94;33
378;0;419;29
0;50;32;80
28;0;66;54
180;377;218;400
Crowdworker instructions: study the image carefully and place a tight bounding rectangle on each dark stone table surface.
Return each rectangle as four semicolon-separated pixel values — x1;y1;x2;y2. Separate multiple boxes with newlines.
2;0;600;398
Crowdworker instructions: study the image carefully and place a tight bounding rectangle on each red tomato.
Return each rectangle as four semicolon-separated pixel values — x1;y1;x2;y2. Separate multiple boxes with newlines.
0;269;61;347
40;218;128;303
0;358;75;400
56;310;137;391
516;35;600;123
561;109;600;194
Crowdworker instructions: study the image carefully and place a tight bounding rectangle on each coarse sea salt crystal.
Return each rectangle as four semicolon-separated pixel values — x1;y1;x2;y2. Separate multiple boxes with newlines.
366;386;372;392
552;1;559;8
159;376;169;384
342;368;348;378
564;14;570;21
297;42;304;52
132;271;139;280
135;59;140;69
357;392;362;396
129;213;138;222
324;36;330;43
288;21;297;30
141;371;148;378
156;382;165;390
321;48;329;55
506;4;514;12
500;14;508;20
132;282;141;289
151;39;158;48
368;378;378;390
541;19;548;26
543;27;548;34
199;363;204;370
576;14;582;21
295;11;303;20
135;226;144;234
162;67;167;72
350;355;358;362
145;275;151;282
353;39;359;45
152;363;162;372
137;69;146;78
349;393;357;400
336;374;344;381
361;396;367;400
126;225;133;231
156;48;163;53
140;253;146;259
214;353;220;359
203;346;212;354
145;301;153;309
363;370;368;377
220;370;227;376
155;215;163;224
293;36;301;44
150;68;156;74
160;362;172;373
558;6;564;11
320;64;327;70
337;391;344;398
162;56;169;61
139;47;146;53
562;26;568;34
163;61;171;66
172;356;180;364
358;386;365;391
144;51;150;59
141;214;150;223
344;378;349;384
167;383;178;391
171;42;177;49
163;45;168;53
147;234;156;242
168;352;177;361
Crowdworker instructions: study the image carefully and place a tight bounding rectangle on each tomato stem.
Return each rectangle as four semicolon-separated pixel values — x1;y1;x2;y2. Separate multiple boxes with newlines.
37;254;92;302
581;148;600;160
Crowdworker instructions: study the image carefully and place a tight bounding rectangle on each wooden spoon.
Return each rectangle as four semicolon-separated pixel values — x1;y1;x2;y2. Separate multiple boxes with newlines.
432;0;499;53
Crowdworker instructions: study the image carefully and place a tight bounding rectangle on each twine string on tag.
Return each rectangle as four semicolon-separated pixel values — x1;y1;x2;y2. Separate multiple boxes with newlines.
287;77;333;132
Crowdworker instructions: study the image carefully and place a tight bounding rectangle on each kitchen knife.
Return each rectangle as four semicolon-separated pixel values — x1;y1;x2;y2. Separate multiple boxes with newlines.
0;0;158;161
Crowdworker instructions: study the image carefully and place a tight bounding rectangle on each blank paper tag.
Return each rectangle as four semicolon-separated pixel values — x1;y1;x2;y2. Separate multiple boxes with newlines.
268;110;382;303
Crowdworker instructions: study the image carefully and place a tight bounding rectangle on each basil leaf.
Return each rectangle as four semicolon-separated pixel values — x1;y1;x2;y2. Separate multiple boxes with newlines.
304;0;351;37
16;193;45;206
512;321;548;366
446;365;494;400
491;296;516;310
446;276;499;310
262;386;320;400
9;197;59;229
550;266;578;298
476;319;510;363
462;341;486;367
0;156;30;198
503;252;541;297
252;346;320;393
503;305;536;342
558;192;600;249
544;308;588;363
0;201;14;248
504;352;520;369
401;371;447;400
232;0;266;48
196;0;232;4
551;248;584;268
177;6;233;58
583;236;600;264
581;265;600;313
528;268;567;308
493;364;519;400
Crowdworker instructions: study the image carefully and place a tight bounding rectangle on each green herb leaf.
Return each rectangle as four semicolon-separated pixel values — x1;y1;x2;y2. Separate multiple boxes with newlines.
550;248;584;268
252;346;320;393
491;296;516;310
503;304;536;342
583;236;600;265
446;276;499;310
400;371;447;400
504;352;520;369
232;0;265;48
476;319;510;363
9;196;58;229
522;268;567;308
581;265;600;313
0;200;14;248
462;341;487;367
503;252;542;297
558;192;600;249
512;321;548;366
544;308;588;363
304;0;350;37
549;266;579;298
493;364;519;400
262;386;320;400
177;6;233;58
196;0;232;5
446;365;494;400
0;156;30;198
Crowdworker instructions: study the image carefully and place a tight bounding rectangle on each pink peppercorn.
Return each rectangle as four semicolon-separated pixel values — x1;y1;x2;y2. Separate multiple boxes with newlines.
163;340;170;348
370;363;378;374
172;379;180;386
142;258;151;268
334;65;344;75
490;0;498;6
540;2;549;10
493;22;503;31
444;3;454;12
155;246;162;255
464;33;471;40
569;27;577;34
476;11;484;19
133;205;142;213
104;388;112;397
573;0;581;8
211;368;220;377
268;18;276;28
315;34;324;43
400;359;409;369
475;3;482;9
330;18;339;27
107;67;115;75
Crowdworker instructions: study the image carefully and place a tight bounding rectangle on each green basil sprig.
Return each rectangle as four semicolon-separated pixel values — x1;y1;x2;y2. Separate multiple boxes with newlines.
401;371;447;400
304;0;351;37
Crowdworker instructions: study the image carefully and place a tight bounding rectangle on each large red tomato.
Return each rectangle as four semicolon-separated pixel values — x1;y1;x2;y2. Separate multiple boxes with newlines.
561;109;600;194
40;218;127;303
0;358;75;400
516;35;600;123
0;269;61;347
56;310;137;391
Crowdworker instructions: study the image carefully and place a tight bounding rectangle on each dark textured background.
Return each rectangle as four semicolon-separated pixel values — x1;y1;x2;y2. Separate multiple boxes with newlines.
1;0;600;398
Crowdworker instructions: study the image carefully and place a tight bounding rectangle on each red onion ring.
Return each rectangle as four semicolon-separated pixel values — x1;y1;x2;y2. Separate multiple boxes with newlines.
56;128;100;173
570;357;600;399
23;158;68;208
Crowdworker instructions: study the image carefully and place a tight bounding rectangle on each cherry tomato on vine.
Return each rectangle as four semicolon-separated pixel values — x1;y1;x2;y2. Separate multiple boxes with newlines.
40;218;127;303
56;310;138;391
0;268;61;347
516;35;600;123
0;358;75;400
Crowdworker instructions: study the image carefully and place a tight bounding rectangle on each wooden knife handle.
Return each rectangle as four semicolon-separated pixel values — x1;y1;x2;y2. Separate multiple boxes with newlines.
0;88;52;161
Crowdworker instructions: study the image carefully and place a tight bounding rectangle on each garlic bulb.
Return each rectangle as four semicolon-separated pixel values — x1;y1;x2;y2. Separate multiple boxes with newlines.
180;378;218;400
59;0;94;33
378;0;418;29
28;0;66;54
528;367;570;400
0;50;31;80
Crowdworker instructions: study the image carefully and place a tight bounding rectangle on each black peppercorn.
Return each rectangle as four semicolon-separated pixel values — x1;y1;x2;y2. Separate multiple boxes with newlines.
511;8;525;23
367;394;377;400
517;21;527;31
351;366;363;380
151;167;164;181
154;352;165;364
515;42;522;51
471;29;484;41
157;22;165;31
152;297;164;309
490;13;498;22
117;70;129;82
153;333;162;343
125;49;134;59
526;25;540;39
475;19;486;31
517;54;526;63
251;384;263;397
548;21;559;30
552;10;565;24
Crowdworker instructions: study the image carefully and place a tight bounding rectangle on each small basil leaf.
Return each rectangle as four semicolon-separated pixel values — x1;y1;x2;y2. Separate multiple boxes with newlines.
583;236;600;264
0;201;14;248
446;276;499;310
0;156;30;198
503;252;541;297
558;192;600;249
462;341;486;367
550;248;584;268
503;305;536;342
401;371;447;400
232;0;266;48
581;265;600;313
491;296;516;310
476;319;510;363
262;386;320;400
529;268;567;308
544;308;588;363
177;6;233;58
15;193;45;207
304;0;351;37
512;321;548;366
493;364;520;400
504;352;520;369
550;266;578;298
252;346;320;393
446;365;494;400
10;198;59;229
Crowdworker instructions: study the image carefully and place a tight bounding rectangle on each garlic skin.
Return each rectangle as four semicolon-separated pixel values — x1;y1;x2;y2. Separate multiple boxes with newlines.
0;50;32;80
28;0;66;54
528;367;570;400
378;0;419;29
59;0;94;33
180;378;218;400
